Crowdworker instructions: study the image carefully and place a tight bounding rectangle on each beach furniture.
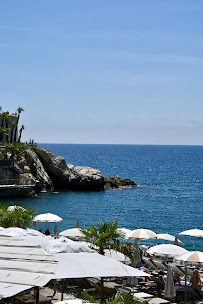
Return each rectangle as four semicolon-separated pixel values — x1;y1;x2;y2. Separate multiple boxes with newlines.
148;298;170;303
133;291;154;299
142;257;158;271
152;260;168;272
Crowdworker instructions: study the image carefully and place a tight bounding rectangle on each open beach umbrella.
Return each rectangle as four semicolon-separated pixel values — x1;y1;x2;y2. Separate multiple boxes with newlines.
59;228;84;239
179;228;203;250
174;251;203;264
157;233;183;245
147;244;188;258
33;212;62;232
33;212;62;222
128;228;157;240
117;227;132;239
164;264;176;299
174;250;203;304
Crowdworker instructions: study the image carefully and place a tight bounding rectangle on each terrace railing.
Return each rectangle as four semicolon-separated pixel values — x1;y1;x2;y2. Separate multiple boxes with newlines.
0;177;36;189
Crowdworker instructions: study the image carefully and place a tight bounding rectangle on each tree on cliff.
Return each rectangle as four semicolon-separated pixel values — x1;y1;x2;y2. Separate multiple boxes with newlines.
14;106;24;141
18;124;25;142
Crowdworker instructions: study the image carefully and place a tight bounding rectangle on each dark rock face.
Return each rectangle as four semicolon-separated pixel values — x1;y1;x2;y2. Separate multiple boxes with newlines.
33;147;105;191
26;149;53;191
0;146;136;197
104;176;137;190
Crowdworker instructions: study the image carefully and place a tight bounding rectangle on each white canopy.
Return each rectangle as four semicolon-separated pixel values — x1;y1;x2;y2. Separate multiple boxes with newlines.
33;213;62;222
59;228;84;239
147;244;188;258
0;227;29;237
104;249;131;264
0;269;53;286
26;229;45;236
0;245;46;255
157;233;183;245
40;238;94;254
54;252;150;279
0;252;55;262
0;283;33;300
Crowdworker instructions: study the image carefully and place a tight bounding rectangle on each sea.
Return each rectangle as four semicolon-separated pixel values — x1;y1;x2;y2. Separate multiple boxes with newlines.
2;144;203;251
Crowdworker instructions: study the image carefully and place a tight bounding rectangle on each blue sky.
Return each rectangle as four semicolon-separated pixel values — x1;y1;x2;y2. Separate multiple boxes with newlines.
1;1;203;144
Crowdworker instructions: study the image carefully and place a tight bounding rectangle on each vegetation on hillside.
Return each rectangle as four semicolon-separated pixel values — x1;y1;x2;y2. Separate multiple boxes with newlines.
0;106;36;160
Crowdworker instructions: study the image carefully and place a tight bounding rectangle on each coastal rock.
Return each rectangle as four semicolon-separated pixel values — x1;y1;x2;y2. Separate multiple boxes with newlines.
104;176;137;190
34;147;105;190
73;166;105;190
25;149;53;191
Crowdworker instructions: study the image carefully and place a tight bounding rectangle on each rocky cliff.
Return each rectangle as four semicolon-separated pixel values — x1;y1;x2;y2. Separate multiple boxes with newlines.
0;146;136;197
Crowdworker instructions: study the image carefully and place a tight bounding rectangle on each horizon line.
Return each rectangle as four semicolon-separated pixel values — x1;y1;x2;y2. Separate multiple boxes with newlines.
37;142;203;147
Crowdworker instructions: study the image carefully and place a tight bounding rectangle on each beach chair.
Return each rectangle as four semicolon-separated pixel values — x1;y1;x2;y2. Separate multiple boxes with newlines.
186;286;202;301
142;257;157;271
88;278;116;298
169;263;185;278
153;260;167;272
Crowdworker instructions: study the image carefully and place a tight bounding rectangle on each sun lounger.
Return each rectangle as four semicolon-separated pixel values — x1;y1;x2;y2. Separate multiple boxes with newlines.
142;257;157;271
153;260;167;271
133;291;154;300
148;298;170;303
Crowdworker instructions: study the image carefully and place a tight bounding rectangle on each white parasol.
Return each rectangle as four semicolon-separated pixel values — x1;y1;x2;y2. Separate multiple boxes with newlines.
179;228;203;250
128;228;157;240
147;244;188;258
174;251;203;264
117;227;132;239
157;233;183;245
33;213;62;222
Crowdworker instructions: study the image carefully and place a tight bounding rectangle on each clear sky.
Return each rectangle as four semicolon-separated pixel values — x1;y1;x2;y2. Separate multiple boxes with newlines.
1;1;203;145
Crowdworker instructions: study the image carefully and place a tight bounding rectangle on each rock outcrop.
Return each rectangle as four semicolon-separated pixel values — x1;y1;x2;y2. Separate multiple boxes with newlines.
33;147;105;190
104;176;137;189
0;146;136;197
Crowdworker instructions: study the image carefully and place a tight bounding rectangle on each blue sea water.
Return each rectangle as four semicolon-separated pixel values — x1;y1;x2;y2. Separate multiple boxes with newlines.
2;144;203;251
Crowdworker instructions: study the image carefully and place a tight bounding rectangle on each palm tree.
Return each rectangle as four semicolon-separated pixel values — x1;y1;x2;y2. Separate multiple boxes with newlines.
80;221;124;255
80;221;135;303
9;121;17;143
4;112;12;142
18;124;25;142
14;107;24;141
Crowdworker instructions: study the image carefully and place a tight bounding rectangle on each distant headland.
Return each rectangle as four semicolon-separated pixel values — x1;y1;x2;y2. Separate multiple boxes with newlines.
0;107;136;197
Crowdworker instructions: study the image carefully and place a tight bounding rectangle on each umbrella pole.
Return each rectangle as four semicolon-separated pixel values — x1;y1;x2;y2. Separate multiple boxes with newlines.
184;262;187;304
195;237;196;250
35;287;39;304
61;279;64;301
100;277;105;303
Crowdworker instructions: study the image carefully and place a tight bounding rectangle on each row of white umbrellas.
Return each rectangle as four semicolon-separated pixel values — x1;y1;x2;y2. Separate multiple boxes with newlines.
5;210;203;262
